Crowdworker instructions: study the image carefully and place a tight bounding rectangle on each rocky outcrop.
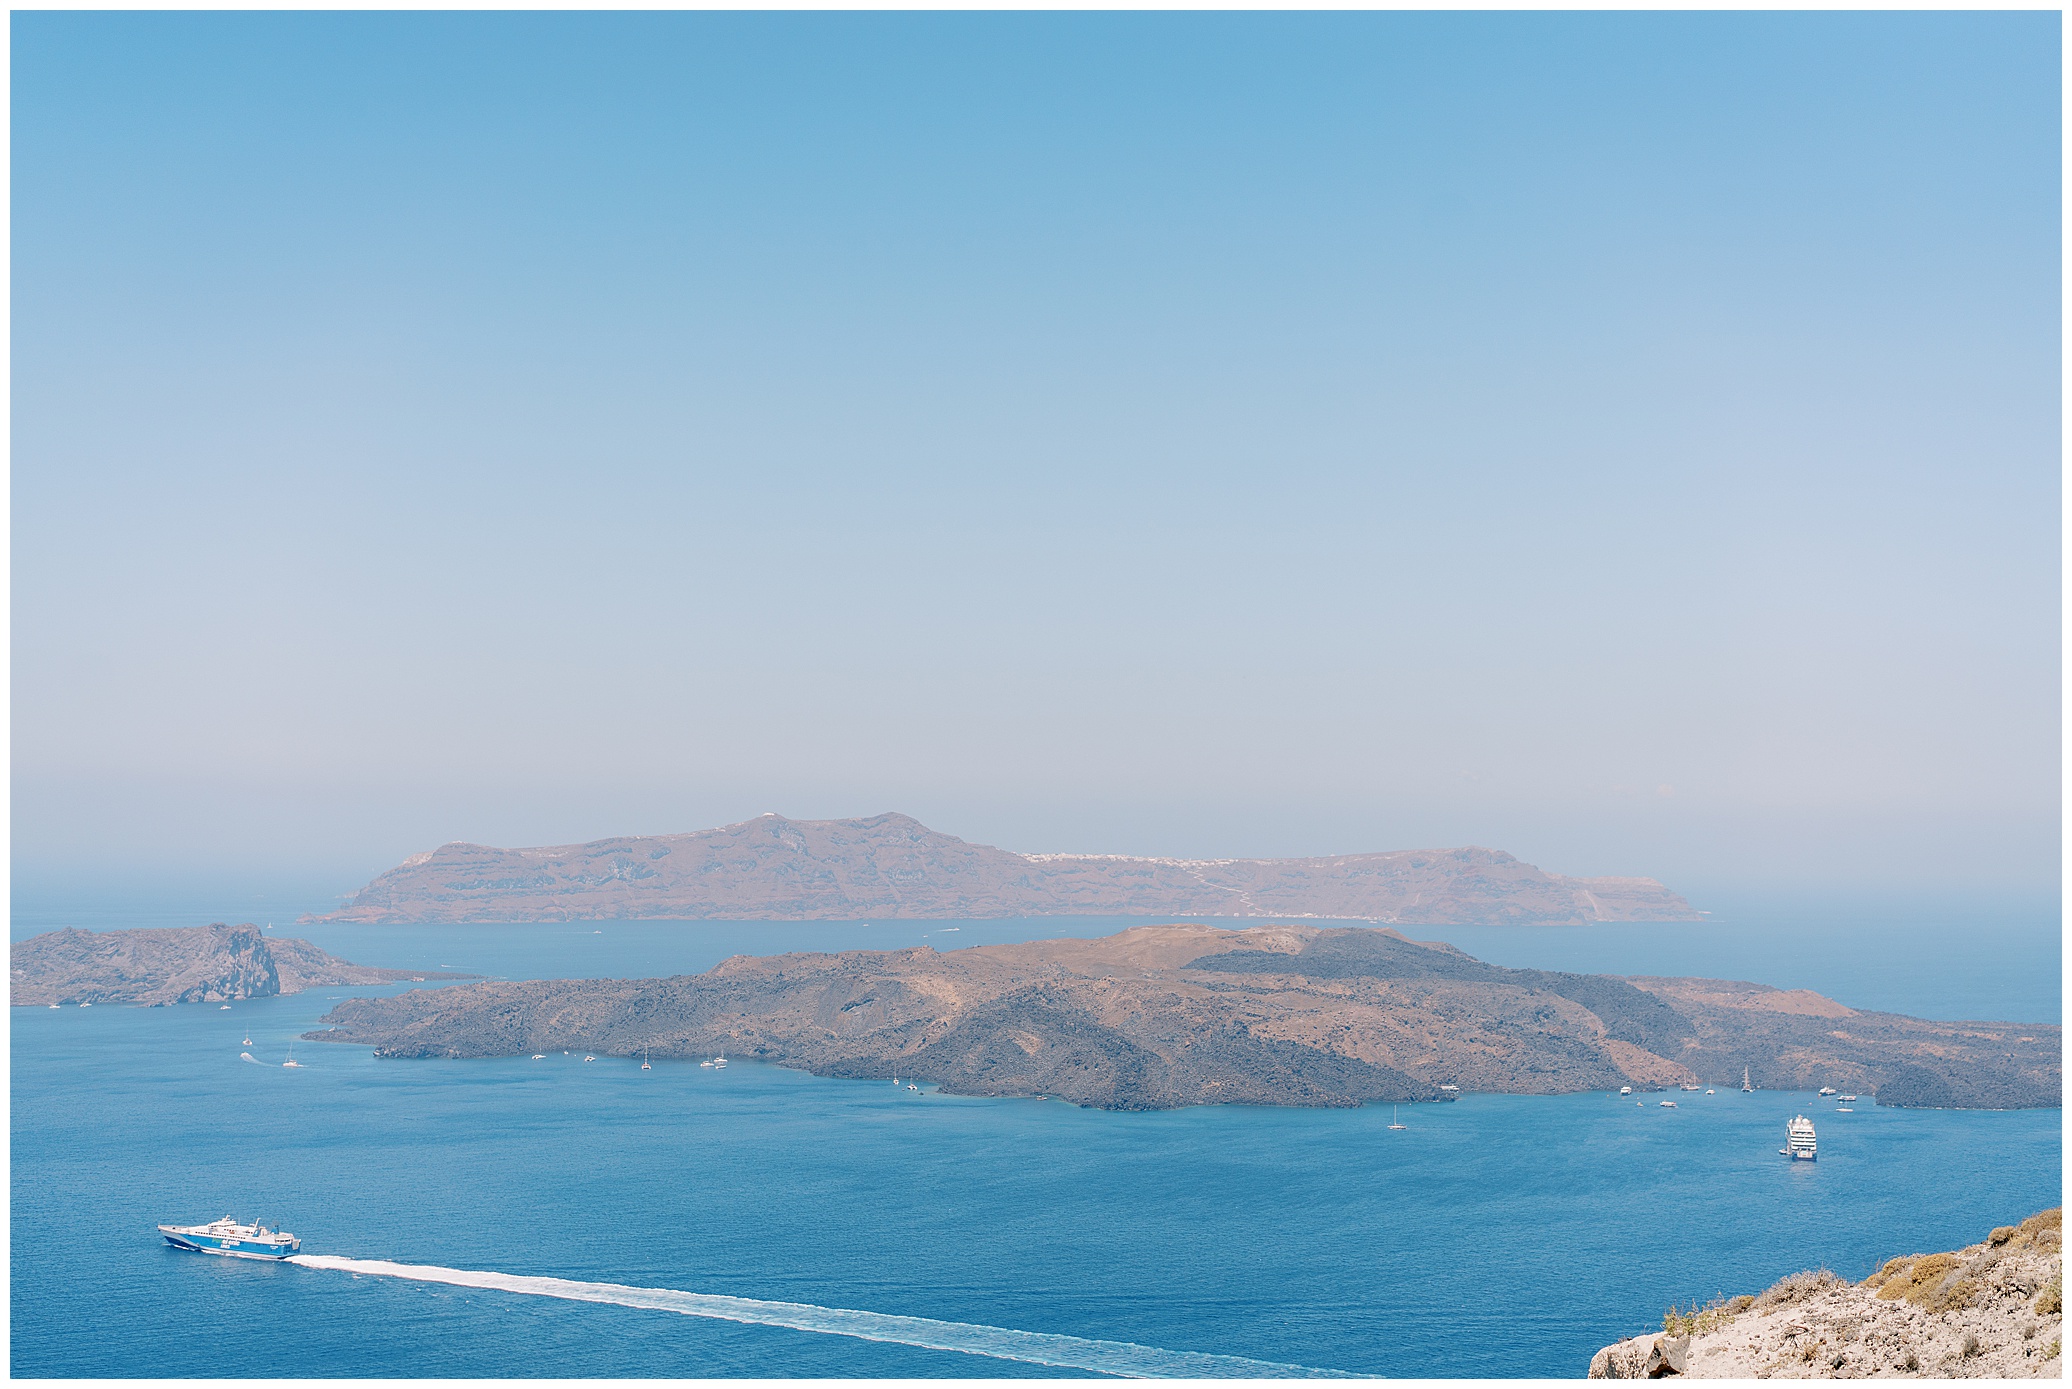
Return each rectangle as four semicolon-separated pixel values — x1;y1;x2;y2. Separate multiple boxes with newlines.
306;812;1700;925
309;924;2058;1110
9;924;476;1007
1589;1210;2063;1378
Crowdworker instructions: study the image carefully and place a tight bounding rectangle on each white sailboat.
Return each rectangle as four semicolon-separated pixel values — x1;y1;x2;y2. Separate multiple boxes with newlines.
282;1041;301;1069
641;1044;652;1072
1387;1105;1406;1130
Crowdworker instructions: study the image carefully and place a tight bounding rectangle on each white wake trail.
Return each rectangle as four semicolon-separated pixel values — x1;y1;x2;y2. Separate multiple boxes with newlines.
289;1254;1352;1378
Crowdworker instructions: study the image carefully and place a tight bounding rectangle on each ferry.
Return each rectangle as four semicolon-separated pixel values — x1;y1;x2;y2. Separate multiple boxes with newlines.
159;1216;301;1259
1780;1115;1818;1161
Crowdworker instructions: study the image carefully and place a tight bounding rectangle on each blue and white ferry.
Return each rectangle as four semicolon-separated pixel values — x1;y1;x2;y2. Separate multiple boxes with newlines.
158;1216;301;1259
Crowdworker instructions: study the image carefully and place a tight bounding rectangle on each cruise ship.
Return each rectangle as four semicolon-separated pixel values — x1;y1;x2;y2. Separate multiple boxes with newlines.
158;1216;301;1259
1780;1115;1817;1161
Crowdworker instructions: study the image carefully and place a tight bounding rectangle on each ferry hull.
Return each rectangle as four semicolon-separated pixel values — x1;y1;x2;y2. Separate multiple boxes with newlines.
160;1229;300;1260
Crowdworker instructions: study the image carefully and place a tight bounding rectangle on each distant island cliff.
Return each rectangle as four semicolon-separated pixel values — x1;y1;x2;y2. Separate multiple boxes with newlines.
306;812;1701;925
312;924;2057;1111
9;924;476;1007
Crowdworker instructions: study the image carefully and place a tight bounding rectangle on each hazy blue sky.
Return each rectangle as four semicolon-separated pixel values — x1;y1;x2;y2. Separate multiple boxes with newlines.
13;13;2060;907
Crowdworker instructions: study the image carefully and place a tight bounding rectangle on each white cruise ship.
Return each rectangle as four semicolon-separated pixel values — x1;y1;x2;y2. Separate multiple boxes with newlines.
1780;1115;1817;1161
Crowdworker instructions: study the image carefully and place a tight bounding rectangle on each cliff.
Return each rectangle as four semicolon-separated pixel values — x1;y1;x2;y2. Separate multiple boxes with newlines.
309;924;2058;1111
1589;1209;2062;1378
9;924;476;1007
307;812;1700;925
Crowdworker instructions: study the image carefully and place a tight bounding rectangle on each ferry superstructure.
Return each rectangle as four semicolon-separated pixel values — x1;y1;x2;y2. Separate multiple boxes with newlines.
1780;1115;1817;1161
159;1216;301;1259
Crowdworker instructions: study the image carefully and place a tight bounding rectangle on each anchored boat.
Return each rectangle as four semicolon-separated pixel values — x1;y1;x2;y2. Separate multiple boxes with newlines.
1780;1115;1818;1161
159;1216;301;1260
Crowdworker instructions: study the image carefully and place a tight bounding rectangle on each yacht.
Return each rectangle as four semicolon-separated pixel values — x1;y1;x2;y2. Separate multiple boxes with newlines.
1780;1115;1818;1161
1742;1067;1753;1092
1838;1094;1858;1103
159;1215;300;1260
1818;1086;1837;1097
531;1054;545;1060
1680;1083;1701;1092
1387;1106;1407;1131
1619;1086;1632;1096
1659;1100;1677;1108
281;1042;301;1069
712;1052;727;1069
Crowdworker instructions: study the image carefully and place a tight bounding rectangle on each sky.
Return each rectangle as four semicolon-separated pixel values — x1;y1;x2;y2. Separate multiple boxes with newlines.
11;12;2061;910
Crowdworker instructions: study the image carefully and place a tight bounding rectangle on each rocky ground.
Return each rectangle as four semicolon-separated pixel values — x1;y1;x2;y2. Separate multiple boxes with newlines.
1590;1209;2062;1379
312;924;2058;1110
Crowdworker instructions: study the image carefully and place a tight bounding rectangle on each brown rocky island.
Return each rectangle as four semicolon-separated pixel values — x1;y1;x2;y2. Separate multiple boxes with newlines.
312;924;2058;1111
307;812;1702;925
10;924;476;1007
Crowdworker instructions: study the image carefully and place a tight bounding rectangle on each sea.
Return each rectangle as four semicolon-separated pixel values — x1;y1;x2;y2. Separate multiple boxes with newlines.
10;899;2063;1378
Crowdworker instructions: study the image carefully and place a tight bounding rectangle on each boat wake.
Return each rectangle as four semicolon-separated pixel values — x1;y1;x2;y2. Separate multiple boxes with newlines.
286;1254;1351;1377
238;1053;266;1065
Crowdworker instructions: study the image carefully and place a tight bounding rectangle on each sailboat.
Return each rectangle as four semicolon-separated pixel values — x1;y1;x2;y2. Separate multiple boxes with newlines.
1387;1105;1407;1130
243;1035;252;1046
712;1050;727;1069
1742;1066;1754;1093
282;1041;302;1069
641;1044;652;1072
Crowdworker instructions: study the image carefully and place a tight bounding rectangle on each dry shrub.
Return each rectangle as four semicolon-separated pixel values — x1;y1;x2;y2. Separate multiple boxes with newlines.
1726;1294;1754;1314
1756;1269;1839;1311
2046;1339;2062;1363
1876;1253;1960;1305
1900;1348;1919;1372
2036;1276;2062;1316
1927;1277;1982;1314
1991;1226;2019;1247
1960;1332;1981;1358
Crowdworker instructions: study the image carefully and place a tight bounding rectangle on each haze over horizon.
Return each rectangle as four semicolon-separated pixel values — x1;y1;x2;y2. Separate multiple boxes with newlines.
13;13;2060;909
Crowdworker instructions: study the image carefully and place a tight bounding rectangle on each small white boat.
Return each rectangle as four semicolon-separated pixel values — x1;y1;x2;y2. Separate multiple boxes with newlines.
1742;1067;1754;1092
1705;1089;1715;1095
1838;1094;1858;1102
907;1083;918;1092
583;1056;596;1063
712;1052;727;1068
531;1054;546;1060
1837;1106;1854;1112
281;1039;302;1069
47;1004;58;1010
700;1058;714;1068
1659;1100;1677;1108
79;1002;91;1008
641;1045;652;1072
1619;1086;1632;1096
1818;1086;1837;1097
1680;1083;1701;1092
1387;1105;1407;1131
219;1005;232;1011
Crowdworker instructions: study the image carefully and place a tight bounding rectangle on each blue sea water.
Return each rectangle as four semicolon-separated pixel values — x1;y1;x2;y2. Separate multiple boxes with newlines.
9;904;2063;1377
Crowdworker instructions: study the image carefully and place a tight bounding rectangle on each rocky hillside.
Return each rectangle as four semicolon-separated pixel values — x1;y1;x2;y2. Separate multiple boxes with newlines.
10;924;475;1007
310;924;2057;1110
1590;1209;2062;1378
308;812;1699;925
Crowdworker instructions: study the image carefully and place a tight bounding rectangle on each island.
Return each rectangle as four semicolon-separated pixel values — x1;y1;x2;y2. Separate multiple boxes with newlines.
306;811;1701;925
1589;1208;2061;1378
9;924;477;1007
310;924;2058;1111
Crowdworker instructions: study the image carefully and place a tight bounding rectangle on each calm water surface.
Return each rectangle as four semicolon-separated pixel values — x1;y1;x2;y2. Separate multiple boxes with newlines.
10;904;2062;1377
